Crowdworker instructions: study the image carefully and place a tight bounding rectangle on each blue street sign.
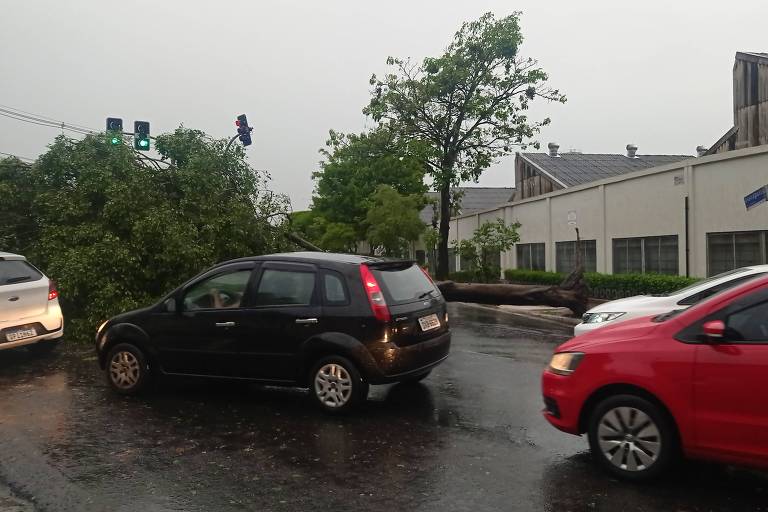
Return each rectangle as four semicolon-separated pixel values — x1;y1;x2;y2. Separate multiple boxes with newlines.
744;186;767;210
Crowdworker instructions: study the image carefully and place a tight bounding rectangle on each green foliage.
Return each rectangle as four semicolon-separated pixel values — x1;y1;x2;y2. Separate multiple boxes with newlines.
312;126;428;241
453;219;520;282
0;157;37;252
365;185;425;257
503;269;700;299
364;11;565;278
1;129;292;340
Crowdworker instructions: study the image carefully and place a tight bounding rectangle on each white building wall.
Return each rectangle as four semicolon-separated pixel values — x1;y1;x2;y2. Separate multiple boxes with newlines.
450;146;768;278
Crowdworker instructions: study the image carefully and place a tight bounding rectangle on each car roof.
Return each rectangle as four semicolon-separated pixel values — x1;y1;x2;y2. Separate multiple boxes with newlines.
222;252;389;266
676;273;768;322
0;252;25;261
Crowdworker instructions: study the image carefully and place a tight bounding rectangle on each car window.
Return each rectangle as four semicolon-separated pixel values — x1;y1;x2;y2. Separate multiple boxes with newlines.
372;264;437;305
677;273;767;306
323;272;348;305
254;269;315;306
725;300;768;342
183;270;252;310
0;260;43;286
663;267;751;298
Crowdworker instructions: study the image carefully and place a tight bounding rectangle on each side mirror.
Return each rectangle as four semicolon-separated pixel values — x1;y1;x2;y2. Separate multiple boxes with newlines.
163;297;177;313
702;320;725;341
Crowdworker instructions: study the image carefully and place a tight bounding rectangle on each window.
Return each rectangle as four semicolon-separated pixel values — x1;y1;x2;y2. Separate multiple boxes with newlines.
726;300;768;342
254;269;315;306
323;272;348;305
677;273;766;305
447;249;457;273
516;243;545;271
613;235;678;275
555;240;596;273
184;269;252;310
372;264;437;305
707;231;768;276
0;260;43;286
415;250;426;265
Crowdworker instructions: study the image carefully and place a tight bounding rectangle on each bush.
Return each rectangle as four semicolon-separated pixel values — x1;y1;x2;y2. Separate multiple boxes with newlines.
503;269;700;299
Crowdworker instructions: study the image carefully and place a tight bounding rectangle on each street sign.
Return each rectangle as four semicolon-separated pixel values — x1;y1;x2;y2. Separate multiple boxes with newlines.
567;210;577;226
744;186;768;210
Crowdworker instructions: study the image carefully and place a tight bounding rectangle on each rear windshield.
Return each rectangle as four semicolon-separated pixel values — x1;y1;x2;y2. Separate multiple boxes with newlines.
0;260;43;286
372;264;438;305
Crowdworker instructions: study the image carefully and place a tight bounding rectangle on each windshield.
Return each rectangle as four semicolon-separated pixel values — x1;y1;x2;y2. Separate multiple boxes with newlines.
372;264;438;305
655;267;750;297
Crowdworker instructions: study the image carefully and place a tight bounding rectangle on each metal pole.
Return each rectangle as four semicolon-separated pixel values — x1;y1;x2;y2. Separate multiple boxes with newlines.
224;134;239;155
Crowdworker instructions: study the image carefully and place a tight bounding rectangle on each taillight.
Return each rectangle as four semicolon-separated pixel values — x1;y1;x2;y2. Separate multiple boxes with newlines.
359;265;391;323
420;266;435;284
48;280;58;301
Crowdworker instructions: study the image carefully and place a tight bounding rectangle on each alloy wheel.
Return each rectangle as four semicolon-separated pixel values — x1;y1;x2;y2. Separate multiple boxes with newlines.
314;363;353;408
597;406;661;472
109;351;141;390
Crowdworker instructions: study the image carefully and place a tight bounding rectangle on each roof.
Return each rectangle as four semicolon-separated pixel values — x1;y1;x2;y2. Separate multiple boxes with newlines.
520;153;693;188
0;252;24;260
419;187;515;224
736;52;768;64
225;252;385;265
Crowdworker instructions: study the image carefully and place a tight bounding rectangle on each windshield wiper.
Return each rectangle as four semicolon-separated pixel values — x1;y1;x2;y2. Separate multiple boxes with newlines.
417;289;436;300
6;276;31;284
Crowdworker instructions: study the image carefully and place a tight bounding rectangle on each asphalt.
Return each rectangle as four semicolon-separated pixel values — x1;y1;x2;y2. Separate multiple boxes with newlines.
1;304;768;511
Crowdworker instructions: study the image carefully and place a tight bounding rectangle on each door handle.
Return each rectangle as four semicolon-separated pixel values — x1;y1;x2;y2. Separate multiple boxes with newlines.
295;318;318;325
8;296;19;302
215;322;236;328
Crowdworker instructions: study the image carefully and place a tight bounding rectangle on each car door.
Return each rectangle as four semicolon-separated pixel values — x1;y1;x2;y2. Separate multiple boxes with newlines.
692;288;768;461
237;261;322;382
152;262;256;377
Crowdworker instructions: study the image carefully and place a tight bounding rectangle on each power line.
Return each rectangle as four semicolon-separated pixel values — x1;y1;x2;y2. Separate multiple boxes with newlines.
0;103;97;132
0;105;98;136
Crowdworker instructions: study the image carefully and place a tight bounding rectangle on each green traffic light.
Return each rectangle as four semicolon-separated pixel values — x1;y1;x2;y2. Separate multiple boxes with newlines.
139;139;149;147
111;137;120;145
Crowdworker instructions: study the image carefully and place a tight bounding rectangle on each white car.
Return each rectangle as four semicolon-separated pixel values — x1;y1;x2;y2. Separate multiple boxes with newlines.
574;265;768;336
0;252;64;352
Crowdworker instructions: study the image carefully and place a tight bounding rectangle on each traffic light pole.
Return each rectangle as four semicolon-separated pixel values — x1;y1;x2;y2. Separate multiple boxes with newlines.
224;134;239;155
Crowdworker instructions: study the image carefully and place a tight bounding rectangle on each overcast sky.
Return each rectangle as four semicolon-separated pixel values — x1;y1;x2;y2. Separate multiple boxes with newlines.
1;1;766;209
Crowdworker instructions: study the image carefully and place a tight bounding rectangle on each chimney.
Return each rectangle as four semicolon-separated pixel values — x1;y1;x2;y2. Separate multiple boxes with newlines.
548;142;560;157
696;145;708;157
626;144;638;158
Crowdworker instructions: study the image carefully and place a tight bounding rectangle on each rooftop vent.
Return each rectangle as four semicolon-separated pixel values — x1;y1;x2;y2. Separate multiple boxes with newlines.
696;145;708;157
548;142;560;157
626;144;638;158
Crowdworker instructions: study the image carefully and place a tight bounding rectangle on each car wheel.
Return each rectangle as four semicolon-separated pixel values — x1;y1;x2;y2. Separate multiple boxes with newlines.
106;343;151;395
587;394;678;481
310;356;368;414
401;370;431;384
27;340;59;355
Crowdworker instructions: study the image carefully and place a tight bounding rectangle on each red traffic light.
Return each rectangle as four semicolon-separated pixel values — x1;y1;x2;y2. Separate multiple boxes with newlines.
235;120;240;127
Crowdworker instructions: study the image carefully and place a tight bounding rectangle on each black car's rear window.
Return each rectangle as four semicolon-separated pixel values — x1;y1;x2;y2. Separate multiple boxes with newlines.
372;264;437;305
0;260;43;286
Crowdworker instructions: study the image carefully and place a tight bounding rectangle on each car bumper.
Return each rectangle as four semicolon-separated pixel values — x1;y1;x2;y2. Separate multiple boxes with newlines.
0;322;64;350
365;331;451;384
541;369;585;435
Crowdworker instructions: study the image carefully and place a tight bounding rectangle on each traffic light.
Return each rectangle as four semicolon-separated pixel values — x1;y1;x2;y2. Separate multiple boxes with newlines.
134;121;150;151
106;117;122;145
236;114;252;147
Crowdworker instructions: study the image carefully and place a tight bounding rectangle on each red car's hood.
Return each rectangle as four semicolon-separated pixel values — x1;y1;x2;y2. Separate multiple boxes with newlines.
559;315;662;352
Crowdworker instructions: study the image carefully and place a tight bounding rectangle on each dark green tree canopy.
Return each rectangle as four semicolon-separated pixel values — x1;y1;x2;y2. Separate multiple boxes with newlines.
363;11;564;278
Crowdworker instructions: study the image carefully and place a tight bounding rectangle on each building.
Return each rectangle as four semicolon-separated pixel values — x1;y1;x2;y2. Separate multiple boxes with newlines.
448;52;768;278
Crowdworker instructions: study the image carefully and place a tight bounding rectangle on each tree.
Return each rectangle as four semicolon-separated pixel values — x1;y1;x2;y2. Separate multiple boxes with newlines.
312;126;428;241
365;185;425;257
365;12;565;278
453;218;520;281
0;157;37;253
7;129;293;339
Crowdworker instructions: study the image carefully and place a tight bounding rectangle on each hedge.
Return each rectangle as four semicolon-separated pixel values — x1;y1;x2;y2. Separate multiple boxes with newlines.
503;269;700;300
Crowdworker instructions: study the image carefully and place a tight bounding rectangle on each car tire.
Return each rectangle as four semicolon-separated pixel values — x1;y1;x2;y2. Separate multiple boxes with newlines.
587;394;678;481
401;370;432;384
309;356;368;414
27;340;59;355
106;343;151;396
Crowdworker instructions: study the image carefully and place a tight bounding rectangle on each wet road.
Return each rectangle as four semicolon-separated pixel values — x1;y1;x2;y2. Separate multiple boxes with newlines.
1;303;768;511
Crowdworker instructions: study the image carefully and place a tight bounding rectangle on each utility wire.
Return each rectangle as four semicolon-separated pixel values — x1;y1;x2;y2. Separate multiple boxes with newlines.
0;105;98;136
0;103;97;132
0;151;35;162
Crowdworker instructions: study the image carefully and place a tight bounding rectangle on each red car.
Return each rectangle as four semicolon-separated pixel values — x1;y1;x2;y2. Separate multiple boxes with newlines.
542;274;768;480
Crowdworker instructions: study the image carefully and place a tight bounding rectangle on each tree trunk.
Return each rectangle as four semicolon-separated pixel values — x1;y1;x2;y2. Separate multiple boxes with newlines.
435;267;589;317
436;183;451;280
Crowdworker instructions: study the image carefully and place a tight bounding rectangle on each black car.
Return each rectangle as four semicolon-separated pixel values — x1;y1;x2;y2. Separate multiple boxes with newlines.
95;252;451;412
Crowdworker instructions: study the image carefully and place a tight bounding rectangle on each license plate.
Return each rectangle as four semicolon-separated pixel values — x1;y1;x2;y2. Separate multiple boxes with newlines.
6;328;37;342
418;314;440;332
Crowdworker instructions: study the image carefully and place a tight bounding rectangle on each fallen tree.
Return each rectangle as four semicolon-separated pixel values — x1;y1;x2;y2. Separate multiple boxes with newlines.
435;266;590;317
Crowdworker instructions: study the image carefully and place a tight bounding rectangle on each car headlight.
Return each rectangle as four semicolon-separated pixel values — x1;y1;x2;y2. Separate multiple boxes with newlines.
548;352;585;376
582;312;626;324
